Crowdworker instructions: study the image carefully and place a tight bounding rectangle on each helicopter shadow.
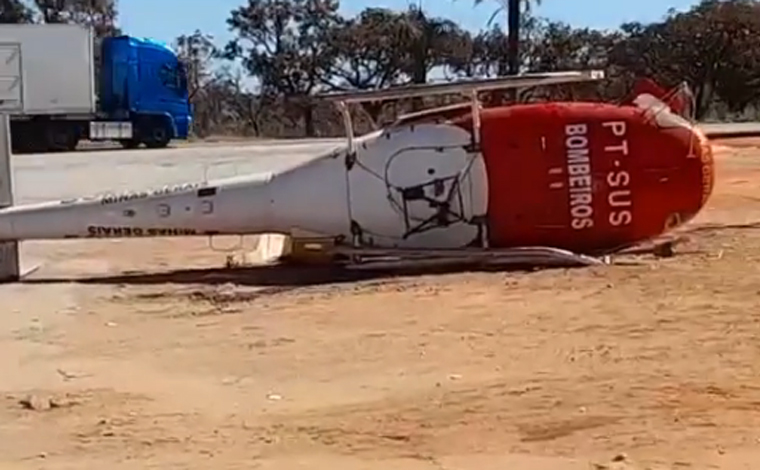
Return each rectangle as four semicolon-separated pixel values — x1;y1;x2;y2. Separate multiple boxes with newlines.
23;261;564;288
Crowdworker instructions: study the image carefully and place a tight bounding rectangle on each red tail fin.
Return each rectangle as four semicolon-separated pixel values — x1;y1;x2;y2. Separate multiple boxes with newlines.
630;78;693;119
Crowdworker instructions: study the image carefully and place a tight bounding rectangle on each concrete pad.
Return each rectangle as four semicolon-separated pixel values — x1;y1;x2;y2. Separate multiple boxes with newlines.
248;233;291;264
701;122;760;138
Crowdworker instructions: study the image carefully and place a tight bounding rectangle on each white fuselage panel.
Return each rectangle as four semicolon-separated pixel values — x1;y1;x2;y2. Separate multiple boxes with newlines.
0;125;489;249
345;123;488;248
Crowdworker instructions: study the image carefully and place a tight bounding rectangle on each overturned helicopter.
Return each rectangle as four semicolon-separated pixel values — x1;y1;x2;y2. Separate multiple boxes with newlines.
0;70;714;280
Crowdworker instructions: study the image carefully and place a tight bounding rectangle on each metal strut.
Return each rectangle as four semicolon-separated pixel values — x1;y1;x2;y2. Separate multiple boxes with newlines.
333;88;485;157
469;89;481;151
337;101;357;170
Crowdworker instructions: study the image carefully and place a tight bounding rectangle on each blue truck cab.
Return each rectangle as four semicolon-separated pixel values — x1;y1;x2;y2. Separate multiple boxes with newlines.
9;33;192;153
99;36;193;148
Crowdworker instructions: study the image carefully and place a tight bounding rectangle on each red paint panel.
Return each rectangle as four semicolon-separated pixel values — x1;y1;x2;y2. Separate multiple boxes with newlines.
473;102;712;253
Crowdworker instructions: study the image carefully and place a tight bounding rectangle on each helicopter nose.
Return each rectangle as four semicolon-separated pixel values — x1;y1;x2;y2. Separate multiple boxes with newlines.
656;123;714;230
691;125;715;210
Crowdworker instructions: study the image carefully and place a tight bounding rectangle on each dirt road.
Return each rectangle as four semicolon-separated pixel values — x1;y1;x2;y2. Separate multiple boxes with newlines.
2;139;760;469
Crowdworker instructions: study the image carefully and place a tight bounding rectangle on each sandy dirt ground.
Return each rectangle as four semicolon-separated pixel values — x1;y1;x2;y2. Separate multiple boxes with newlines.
4;138;760;470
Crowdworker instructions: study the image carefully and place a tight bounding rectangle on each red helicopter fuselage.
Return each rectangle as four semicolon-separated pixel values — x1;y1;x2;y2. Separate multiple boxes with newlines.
0;74;714;267
452;101;713;254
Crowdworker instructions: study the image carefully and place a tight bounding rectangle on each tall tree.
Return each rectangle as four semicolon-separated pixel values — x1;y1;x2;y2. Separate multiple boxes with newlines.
206;0;760;137
400;5;463;85
175;30;219;136
32;0;119;37
527;20;615;73
326;9;408;91
609;0;760;118
472;0;542;75
175;30;216;98
224;0;341;136
0;0;34;23
325;8;411;122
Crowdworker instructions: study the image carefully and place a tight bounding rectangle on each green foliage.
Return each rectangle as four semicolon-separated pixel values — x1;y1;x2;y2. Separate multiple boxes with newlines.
9;0;760;137
224;0;341;97
0;0;34;23
28;0;118;36
207;0;760;135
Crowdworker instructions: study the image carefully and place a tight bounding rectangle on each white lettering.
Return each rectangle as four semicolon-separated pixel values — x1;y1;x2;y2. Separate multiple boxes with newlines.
604;140;629;155
570;193;592;205
602;121;626;136
569;175;591;188
565;124;588;136
564;123;593;229
603;121;633;226
571;218;593;229
568;163;590;175
571;204;592;218
566;135;588;149
608;189;632;207
606;171;630;187
609;211;632;226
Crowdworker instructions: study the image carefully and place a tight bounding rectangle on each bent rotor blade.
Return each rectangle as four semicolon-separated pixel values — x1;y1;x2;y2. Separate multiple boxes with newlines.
339;246;603;270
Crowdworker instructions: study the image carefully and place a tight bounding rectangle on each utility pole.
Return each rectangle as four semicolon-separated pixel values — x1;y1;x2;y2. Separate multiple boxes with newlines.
507;0;520;75
0;113;18;282
0;41;32;282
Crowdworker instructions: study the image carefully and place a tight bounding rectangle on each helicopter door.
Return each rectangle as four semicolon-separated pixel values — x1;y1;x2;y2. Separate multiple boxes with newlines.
345;123;488;249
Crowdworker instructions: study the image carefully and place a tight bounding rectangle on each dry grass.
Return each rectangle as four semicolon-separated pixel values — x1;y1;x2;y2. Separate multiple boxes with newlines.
3;139;760;469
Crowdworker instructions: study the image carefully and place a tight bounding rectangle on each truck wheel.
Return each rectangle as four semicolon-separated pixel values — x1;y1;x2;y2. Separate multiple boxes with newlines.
144;126;170;149
64;134;79;151
46;125;79;152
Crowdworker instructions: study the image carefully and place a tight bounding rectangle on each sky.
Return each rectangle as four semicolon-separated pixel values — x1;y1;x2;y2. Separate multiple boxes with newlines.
118;0;701;49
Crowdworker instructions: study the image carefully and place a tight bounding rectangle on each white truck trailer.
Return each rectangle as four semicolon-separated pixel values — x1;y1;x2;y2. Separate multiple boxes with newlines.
0;24;192;153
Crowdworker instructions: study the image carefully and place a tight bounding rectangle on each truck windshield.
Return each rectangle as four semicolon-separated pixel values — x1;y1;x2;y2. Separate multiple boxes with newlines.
159;63;187;96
